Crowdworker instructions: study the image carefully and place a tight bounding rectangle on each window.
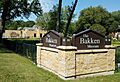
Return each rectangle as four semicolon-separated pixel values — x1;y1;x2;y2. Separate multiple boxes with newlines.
34;33;36;37
40;33;42;37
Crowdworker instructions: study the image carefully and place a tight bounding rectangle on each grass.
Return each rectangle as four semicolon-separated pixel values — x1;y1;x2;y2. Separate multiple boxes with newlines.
0;44;63;82
112;40;120;46
0;43;120;82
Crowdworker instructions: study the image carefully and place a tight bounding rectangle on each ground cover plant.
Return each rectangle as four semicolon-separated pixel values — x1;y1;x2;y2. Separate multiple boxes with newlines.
0;43;120;82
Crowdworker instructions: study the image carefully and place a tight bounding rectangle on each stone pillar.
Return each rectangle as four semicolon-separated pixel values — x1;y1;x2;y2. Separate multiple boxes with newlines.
105;45;116;71
57;46;77;79
36;43;43;67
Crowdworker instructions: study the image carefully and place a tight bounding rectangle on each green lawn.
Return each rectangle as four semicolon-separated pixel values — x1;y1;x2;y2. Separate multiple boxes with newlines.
0;44;120;82
112;40;120;46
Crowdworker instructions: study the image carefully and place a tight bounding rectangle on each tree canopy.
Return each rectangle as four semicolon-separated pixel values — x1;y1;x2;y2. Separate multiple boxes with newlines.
75;6;111;35
5;20;35;30
75;6;120;35
0;0;42;26
36;5;76;36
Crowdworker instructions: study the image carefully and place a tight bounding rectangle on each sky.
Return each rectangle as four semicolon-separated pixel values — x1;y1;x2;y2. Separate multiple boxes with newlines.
19;0;120;21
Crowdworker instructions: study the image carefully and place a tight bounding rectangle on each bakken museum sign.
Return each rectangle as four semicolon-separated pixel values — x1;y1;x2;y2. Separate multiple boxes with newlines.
43;29;106;49
72;29;105;49
43;30;62;48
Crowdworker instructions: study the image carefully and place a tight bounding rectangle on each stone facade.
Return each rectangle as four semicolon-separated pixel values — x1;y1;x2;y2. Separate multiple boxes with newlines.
3;29;47;38
36;44;115;80
75;49;115;76
3;30;21;38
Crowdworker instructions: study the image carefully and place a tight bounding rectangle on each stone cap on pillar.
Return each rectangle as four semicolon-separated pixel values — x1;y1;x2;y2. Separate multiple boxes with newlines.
105;45;116;49
36;43;43;46
57;46;77;51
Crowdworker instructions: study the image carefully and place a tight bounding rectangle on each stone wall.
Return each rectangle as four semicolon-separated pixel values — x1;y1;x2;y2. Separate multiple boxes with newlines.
75;49;115;76
37;46;66;77
36;44;115;80
3;30;22;38
3;29;47;38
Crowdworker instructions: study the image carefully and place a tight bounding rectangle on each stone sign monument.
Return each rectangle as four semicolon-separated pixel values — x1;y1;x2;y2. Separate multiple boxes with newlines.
37;29;115;80
43;30;62;48
72;29;105;49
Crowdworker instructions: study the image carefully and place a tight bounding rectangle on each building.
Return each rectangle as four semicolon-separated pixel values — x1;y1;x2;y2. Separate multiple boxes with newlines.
3;25;47;38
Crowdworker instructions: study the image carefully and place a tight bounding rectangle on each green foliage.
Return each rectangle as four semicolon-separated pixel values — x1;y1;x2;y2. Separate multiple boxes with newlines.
36;5;58;31
0;0;42;20
0;0;43;40
0;0;42;33
112;40;120;46
65;22;76;36
112;40;120;67
0;44;63;82
108;20;119;33
36;13;50;29
47;5;58;31
36;5;76;36
76;6;111;35
25;21;35;27
5;20;35;30
109;10;120;32
90;24;106;35
111;10;120;25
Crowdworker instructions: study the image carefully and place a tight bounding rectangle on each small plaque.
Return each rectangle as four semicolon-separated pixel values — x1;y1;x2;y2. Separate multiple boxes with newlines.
43;30;62;48
105;36;111;45
62;37;71;46
72;29;105;49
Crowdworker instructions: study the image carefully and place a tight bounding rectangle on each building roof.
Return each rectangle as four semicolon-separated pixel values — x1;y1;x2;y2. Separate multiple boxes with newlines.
43;30;62;37
22;25;43;30
17;27;23;30
73;29;105;38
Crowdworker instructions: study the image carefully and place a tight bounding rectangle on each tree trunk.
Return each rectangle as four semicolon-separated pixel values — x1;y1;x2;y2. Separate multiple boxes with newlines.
0;20;6;43
56;0;62;32
0;0;10;42
0;31;3;42
64;0;78;37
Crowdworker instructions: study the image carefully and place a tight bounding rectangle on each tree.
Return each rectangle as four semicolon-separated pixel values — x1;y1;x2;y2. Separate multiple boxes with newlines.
90;24;106;35
47;5;58;31
5;20;35;30
36;5;77;36
64;0;78;37
106;16;119;33
0;0;42;41
57;0;62;32
25;21;35;27
36;12;50;29
75;6;111;35
110;11;120;32
67;22;76;36
36;5;58;31
111;10;120;25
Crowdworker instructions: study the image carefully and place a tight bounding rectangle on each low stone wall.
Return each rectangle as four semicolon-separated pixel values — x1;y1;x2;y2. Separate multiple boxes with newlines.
75;49;115;76
36;43;115;80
